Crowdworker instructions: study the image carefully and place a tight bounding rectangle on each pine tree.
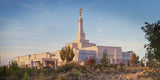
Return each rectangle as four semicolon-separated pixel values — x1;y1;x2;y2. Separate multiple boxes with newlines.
101;51;108;65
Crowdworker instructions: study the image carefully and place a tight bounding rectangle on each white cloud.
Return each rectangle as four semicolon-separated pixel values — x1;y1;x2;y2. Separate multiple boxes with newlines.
97;28;103;33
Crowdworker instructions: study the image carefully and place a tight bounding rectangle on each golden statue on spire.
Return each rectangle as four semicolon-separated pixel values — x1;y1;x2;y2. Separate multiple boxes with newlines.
79;8;83;16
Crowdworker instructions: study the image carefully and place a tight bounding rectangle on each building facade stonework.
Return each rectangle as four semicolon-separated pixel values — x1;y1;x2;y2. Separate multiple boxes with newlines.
14;12;131;68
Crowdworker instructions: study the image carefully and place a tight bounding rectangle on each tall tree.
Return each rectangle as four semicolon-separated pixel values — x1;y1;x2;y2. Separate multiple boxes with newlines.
141;20;160;62
141;20;160;79
101;51;108;65
60;46;74;63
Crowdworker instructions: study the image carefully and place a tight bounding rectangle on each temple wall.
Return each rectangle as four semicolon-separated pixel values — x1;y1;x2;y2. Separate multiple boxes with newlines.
97;46;122;64
78;50;96;61
14;52;57;67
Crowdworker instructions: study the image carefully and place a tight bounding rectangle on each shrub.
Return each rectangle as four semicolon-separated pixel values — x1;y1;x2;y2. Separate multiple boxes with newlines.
59;71;81;80
93;64;103;70
113;64;117;69
41;68;54;76
95;68;101;73
55;63;76;73
106;69;110;74
112;69;118;74
119;66;125;73
127;61;130;66
8;68;25;80
120;63;125;66
9;61;19;75
72;68;78;72
73;64;86;72
110;68;118;74
107;64;113;67
125;68;132;73
22;71;29;80
132;69;137;73
0;66;8;80
85;56;97;65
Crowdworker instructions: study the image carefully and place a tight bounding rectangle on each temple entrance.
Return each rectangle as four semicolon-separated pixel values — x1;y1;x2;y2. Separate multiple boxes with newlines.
44;61;55;68
33;58;58;69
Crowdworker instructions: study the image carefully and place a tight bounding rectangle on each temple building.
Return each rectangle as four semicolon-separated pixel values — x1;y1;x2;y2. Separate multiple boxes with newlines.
122;51;134;64
14;9;131;68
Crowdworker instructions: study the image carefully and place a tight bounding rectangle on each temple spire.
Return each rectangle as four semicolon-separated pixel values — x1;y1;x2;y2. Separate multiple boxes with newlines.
76;9;85;41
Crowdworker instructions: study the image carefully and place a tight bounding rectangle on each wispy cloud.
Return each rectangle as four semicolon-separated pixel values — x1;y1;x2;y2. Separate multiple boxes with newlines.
20;2;51;15
0;16;19;24
57;0;73;4
20;4;45;11
86;0;104;8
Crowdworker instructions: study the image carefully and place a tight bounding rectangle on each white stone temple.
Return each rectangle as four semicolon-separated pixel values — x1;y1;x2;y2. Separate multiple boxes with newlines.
14;9;129;68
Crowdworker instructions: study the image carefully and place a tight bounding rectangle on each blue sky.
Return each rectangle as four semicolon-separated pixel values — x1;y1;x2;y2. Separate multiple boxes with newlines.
0;0;160;66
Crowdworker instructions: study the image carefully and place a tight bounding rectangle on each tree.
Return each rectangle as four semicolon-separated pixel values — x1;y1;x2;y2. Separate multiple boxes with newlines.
141;20;160;79
130;53;139;66
101;51;108;65
10;61;19;74
0;66;8;80
60;46;74;63
141;20;160;62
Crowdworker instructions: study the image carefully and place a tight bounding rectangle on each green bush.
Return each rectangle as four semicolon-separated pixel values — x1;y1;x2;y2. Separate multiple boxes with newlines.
22;71;29;80
0;66;9;80
40;68;54;76
73;64;86;72
94;64;103;70
8;68;25;80
9;62;19;75
58;71;81;80
55;63;76;73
